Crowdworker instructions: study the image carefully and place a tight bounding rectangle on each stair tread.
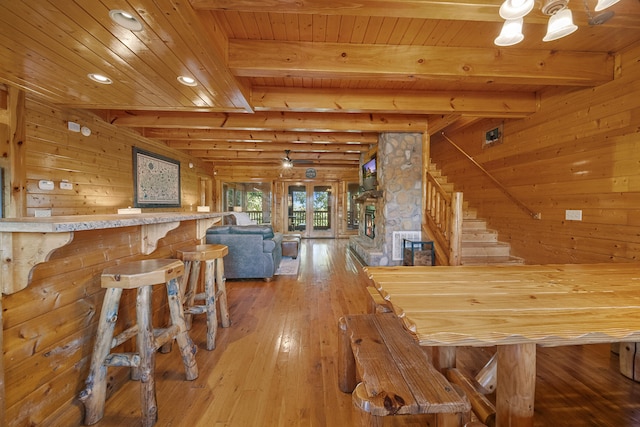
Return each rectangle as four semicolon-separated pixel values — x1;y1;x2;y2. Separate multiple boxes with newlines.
461;256;524;265
461;241;509;247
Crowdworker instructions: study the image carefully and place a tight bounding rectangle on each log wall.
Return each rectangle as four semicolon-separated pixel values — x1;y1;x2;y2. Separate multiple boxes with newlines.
21;98;213;216
430;43;640;264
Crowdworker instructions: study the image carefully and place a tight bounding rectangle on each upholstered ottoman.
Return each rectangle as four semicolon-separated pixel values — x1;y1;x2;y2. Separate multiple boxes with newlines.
282;234;301;259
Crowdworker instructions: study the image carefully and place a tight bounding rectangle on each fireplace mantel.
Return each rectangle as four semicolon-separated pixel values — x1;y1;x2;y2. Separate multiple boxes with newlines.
355;190;383;203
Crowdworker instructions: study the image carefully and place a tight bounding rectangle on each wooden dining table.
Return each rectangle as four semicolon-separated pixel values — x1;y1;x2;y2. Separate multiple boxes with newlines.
364;263;640;427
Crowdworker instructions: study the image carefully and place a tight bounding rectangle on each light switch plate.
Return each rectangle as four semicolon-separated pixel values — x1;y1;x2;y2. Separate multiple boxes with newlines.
38;180;54;190
565;210;582;221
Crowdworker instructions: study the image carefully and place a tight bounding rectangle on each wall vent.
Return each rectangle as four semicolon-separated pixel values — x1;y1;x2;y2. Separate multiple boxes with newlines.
392;231;422;261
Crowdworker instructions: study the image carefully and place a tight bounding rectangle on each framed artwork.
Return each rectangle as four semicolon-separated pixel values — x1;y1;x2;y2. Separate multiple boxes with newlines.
133;147;181;208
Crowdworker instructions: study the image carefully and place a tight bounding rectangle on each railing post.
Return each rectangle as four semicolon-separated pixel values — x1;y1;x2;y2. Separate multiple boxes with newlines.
449;192;464;266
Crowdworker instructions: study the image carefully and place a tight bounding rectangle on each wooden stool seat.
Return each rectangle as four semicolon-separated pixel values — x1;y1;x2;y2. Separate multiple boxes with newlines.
176;244;230;351
79;259;198;427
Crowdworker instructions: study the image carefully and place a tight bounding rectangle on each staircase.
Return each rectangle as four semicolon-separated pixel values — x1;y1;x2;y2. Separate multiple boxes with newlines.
428;163;524;266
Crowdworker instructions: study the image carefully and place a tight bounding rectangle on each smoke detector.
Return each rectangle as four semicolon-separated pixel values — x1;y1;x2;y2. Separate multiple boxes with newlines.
542;0;569;15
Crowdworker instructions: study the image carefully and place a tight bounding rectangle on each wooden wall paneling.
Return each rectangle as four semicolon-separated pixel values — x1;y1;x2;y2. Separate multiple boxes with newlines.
430;43;640;265
1;219;199;427
23;98;214;215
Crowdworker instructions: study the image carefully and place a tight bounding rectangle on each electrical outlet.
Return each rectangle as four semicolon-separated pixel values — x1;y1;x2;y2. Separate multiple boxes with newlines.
565;210;582;221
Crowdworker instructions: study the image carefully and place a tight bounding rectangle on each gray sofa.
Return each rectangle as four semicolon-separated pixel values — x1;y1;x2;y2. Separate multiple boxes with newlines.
205;224;283;280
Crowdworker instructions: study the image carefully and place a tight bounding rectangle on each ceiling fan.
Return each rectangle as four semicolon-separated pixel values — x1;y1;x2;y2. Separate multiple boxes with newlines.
281;150;312;168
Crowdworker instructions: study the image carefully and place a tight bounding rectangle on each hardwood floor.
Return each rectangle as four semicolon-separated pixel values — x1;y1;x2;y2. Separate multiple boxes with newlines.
90;239;640;427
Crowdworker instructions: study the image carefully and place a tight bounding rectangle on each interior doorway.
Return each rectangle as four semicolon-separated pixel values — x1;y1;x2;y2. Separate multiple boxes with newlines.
286;183;335;238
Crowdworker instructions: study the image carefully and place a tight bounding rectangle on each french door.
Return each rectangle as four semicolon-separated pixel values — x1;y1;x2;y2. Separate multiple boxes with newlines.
286;183;335;238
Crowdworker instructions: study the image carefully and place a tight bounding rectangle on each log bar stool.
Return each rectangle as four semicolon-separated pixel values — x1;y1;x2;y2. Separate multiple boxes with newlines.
176;244;230;350
79;259;198;427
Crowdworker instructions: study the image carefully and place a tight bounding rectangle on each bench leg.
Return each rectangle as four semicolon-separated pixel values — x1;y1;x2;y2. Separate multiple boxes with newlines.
359;411;384;427
338;316;357;393
435;412;466;427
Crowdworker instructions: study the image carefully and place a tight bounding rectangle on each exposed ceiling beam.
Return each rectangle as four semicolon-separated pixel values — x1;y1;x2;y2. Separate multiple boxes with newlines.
192;150;361;161
191;0;510;23
142;128;378;143
191;0;640;28
165;141;369;153
229;40;614;87
251;87;537;117
107;111;429;132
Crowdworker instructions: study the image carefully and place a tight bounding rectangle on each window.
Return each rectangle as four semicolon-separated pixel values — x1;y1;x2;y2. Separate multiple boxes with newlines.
222;182;272;224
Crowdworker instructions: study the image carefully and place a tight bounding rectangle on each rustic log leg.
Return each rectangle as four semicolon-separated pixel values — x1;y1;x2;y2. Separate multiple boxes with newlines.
137;285;158;427
447;368;496;427
496;343;536;427
204;259;218;350
619;342;639;380
476;353;497;394
435;412;465;427
432;346;457;372
79;287;123;425
338;316;357;393
359;411;383;427
183;260;199;330
216;257;230;328
166;277;198;380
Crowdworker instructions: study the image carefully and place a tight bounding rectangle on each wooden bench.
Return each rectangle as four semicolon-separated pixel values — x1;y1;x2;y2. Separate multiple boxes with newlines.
338;312;472;426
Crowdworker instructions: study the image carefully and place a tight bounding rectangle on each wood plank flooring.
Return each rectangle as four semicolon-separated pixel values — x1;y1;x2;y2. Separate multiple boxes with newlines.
87;239;640;427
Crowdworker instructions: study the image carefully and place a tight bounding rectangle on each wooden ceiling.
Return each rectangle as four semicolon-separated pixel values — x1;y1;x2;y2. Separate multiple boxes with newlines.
1;0;639;169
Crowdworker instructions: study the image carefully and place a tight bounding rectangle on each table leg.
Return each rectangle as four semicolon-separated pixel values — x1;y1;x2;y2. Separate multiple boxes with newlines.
432;346;457;372
496;343;536;427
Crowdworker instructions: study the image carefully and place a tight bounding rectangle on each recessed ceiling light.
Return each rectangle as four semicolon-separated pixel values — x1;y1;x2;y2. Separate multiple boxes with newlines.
109;10;143;32
177;76;197;87
88;73;113;84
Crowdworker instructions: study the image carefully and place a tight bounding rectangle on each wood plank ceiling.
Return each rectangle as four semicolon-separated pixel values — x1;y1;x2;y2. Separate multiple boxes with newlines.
1;0;639;169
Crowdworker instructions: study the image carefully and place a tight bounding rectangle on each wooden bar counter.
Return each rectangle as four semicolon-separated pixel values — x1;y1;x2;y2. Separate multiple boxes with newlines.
0;212;225;426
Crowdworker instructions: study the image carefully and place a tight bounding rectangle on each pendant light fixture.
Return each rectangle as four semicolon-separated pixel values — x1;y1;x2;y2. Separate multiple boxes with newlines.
542;0;578;42
494;18;525;46
496;0;581;46
499;0;535;19
594;0;621;11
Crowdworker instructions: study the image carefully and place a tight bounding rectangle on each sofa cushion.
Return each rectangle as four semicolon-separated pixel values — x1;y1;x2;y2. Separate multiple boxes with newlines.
206;224;275;239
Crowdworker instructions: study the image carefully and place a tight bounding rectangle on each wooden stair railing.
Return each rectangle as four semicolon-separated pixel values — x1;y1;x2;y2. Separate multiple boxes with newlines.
440;132;541;220
425;171;463;266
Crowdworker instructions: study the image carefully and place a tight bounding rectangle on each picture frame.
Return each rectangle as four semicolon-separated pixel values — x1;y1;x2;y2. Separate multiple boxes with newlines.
133;147;181;208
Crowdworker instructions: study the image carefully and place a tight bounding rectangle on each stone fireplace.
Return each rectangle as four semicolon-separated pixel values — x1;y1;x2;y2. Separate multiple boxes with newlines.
349;132;423;266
